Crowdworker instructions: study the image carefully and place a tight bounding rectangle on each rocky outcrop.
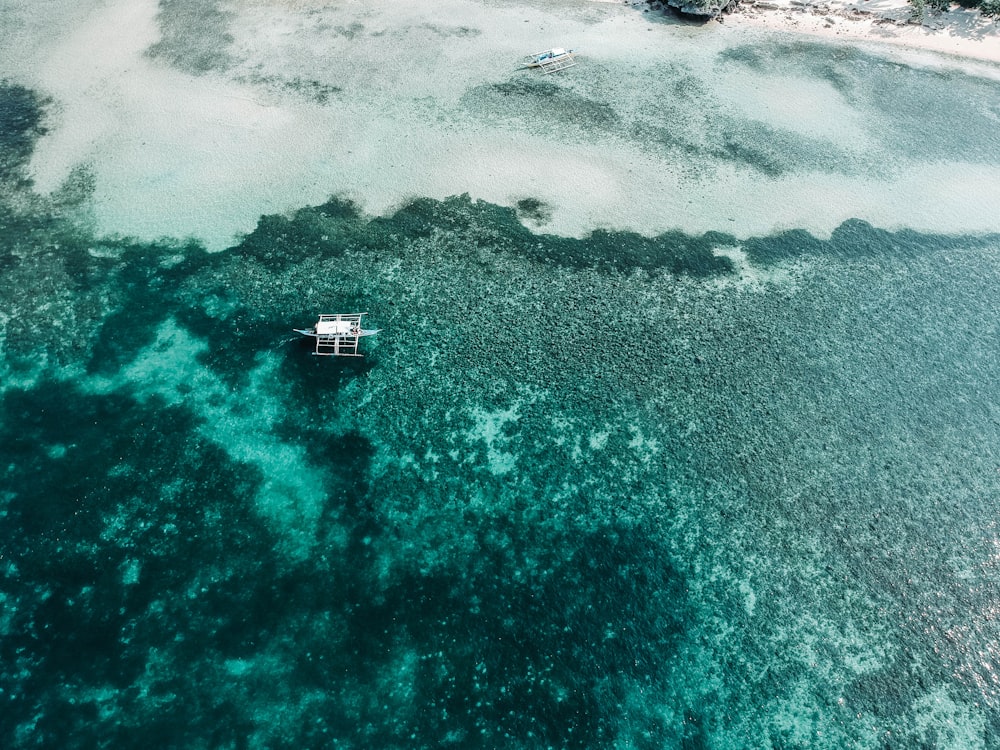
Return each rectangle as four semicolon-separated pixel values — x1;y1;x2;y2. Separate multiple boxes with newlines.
659;0;740;19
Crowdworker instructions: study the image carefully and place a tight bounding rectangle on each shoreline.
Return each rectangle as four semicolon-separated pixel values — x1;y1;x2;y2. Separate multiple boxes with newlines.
616;0;1000;65
722;0;1000;65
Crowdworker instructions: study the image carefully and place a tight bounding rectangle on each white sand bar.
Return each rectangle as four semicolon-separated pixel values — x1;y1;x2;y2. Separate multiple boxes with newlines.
2;0;999;249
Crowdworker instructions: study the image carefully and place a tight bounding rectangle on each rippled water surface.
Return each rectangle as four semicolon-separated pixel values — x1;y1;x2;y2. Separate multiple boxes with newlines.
3;0;1000;747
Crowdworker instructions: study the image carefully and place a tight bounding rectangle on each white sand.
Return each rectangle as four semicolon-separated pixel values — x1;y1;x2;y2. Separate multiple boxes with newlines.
3;0;1000;249
722;0;1000;66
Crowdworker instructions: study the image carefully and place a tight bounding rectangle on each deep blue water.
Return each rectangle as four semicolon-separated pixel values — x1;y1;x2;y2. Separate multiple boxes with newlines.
3;38;1000;748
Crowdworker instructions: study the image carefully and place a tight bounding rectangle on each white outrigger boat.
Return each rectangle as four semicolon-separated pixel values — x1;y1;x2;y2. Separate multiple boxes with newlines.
523;47;577;74
294;313;380;357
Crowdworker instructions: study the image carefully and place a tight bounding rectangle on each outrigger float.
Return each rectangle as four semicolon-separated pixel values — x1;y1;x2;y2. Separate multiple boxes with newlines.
294;313;380;357
523;47;577;74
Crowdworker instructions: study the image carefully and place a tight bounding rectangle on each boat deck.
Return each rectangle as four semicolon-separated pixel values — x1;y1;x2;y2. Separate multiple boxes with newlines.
307;313;366;357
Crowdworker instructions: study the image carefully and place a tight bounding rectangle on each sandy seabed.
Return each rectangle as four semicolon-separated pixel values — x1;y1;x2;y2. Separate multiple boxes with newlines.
2;0;999;250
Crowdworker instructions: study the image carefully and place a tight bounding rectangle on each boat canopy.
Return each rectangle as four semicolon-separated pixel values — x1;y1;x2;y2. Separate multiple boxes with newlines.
316;319;355;336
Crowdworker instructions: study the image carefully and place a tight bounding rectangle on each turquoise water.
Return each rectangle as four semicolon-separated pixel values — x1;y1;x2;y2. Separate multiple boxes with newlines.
4;3;1000;747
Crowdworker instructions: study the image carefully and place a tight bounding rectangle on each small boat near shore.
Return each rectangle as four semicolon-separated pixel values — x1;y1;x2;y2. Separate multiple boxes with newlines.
294;313;380;357
523;48;577;74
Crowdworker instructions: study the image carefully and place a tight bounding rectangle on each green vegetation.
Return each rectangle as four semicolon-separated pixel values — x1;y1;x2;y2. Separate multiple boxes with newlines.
962;0;1000;16
909;0;1000;17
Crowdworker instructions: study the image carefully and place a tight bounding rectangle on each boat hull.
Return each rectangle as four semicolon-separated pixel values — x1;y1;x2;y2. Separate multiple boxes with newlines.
294;328;380;337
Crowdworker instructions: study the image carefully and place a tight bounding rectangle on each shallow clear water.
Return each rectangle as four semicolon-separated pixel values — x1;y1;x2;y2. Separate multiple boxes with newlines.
3;1;1000;747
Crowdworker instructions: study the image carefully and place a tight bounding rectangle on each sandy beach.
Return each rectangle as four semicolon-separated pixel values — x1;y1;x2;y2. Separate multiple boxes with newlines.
716;0;1000;65
616;0;1000;65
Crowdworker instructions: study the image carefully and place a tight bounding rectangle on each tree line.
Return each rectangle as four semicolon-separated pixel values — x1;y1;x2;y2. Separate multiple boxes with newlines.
910;0;999;16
